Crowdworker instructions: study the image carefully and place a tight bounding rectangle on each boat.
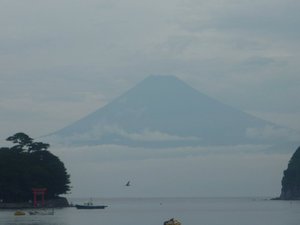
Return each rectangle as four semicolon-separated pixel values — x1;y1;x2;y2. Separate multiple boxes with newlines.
75;201;108;209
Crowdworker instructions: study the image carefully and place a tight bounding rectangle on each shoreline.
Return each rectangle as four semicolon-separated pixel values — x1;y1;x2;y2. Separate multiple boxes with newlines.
0;197;70;209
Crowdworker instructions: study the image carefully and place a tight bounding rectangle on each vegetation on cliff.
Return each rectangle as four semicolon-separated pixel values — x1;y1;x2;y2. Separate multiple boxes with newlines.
280;146;300;199
0;133;70;203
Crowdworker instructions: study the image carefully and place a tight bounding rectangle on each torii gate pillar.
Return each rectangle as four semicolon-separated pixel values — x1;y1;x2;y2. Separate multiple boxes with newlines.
32;188;47;207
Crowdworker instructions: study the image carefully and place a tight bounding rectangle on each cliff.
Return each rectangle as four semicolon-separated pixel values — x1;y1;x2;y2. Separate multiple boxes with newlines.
280;146;300;200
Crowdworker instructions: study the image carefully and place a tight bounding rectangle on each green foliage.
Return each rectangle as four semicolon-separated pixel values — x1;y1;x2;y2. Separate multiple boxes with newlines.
281;146;300;199
0;133;70;202
6;132;50;153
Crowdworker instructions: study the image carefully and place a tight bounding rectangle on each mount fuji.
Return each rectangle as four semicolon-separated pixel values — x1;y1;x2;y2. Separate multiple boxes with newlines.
48;75;296;148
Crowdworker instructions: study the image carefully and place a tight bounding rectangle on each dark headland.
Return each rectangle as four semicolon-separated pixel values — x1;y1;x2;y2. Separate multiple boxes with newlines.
0;133;71;208
274;146;300;200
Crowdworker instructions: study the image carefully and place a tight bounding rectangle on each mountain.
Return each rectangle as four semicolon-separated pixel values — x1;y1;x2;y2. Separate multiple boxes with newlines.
48;75;296;148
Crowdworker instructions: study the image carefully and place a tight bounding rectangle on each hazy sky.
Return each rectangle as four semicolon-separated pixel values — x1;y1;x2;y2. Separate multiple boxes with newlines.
1;0;300;139
0;0;299;197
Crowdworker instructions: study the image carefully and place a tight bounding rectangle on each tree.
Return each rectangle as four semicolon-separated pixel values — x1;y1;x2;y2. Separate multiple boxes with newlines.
6;132;49;153
0;133;70;202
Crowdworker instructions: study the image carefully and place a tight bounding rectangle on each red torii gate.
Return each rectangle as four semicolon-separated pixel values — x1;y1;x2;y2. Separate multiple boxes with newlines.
32;188;47;207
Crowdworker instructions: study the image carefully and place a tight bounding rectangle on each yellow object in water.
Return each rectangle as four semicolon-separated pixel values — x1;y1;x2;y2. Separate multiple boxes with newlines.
14;210;26;216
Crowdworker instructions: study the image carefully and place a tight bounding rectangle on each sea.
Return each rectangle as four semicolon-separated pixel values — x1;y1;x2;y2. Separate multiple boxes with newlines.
0;197;299;225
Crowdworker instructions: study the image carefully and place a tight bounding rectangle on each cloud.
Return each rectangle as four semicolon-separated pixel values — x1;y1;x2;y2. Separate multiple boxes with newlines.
238;57;277;70
100;127;200;142
50;143;273;164
180;0;300;38
47;124;202;146
246;125;300;141
247;111;300;131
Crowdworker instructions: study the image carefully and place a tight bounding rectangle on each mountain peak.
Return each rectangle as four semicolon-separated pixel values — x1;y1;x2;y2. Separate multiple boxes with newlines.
143;75;186;84
127;75;193;94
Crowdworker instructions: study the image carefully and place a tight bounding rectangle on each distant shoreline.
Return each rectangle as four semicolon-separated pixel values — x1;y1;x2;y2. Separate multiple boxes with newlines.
0;197;69;209
271;197;300;201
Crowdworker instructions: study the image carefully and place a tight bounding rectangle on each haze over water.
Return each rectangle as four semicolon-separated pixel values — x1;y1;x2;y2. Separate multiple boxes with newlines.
1;197;299;225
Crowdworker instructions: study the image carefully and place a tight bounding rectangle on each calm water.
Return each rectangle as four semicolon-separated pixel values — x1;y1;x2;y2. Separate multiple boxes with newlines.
0;197;299;225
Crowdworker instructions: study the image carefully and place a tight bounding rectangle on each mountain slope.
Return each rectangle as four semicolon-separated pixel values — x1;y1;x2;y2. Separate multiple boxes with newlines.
49;75;292;147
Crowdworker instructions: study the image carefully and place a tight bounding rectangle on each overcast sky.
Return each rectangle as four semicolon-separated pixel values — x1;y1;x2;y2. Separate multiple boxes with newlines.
0;0;299;197
1;0;300;139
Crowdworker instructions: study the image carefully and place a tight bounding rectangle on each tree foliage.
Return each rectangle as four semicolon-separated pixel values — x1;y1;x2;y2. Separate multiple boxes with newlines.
0;133;70;202
281;146;300;199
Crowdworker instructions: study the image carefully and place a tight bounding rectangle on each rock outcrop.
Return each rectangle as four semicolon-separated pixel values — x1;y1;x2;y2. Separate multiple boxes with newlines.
280;146;300;200
163;218;181;225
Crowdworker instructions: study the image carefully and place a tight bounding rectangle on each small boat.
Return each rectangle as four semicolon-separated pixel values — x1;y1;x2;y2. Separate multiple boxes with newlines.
14;210;26;216
75;201;107;209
